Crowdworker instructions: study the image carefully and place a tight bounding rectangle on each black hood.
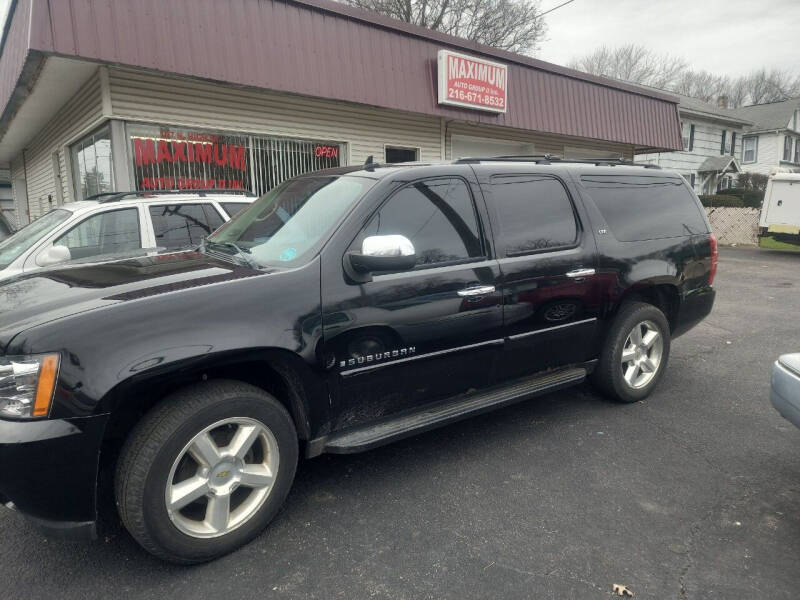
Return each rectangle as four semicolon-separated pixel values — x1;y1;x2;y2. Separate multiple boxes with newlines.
0;251;268;349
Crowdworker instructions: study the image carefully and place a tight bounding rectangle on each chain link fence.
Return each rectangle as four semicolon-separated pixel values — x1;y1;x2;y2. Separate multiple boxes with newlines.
705;207;760;246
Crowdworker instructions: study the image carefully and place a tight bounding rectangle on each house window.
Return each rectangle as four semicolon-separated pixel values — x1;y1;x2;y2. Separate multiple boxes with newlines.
681;123;689;150
730;132;736;157
795;138;800;164
743;137;757;163
720;131;727;155
385;146;420;163
784;136;793;161
690;173;696;188
71;125;115;200
689;124;695;151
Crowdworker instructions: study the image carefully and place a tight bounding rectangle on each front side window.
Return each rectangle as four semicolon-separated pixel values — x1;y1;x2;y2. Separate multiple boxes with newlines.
0;209;71;269
149;204;224;250
784;136;793;161
352;178;483;268
72;125;115;200
208;175;375;267
54;208;141;260
490;175;578;255
743;137;757;163
720;131;727;155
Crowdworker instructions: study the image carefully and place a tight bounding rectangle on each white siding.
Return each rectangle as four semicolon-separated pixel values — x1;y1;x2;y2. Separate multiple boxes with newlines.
21;70;105;218
107;68;443;168
9;154;25;227
445;121;634;160
638;116;745;192
744;133;783;175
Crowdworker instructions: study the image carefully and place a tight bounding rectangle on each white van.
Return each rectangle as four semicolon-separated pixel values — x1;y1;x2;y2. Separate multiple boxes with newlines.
759;173;800;248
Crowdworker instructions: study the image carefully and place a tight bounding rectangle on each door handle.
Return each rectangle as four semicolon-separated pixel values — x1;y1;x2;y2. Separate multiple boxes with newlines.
457;285;496;297
565;268;596;278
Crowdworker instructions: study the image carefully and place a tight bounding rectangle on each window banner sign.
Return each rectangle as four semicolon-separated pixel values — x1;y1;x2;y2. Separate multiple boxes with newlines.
128;125;343;195
437;49;508;114
130;127;250;192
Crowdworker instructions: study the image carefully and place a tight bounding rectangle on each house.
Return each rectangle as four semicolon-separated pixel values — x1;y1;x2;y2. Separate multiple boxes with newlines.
732;98;800;175
637;92;751;194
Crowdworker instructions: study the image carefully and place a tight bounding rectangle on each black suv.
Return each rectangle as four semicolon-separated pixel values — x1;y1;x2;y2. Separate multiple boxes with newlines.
0;158;717;563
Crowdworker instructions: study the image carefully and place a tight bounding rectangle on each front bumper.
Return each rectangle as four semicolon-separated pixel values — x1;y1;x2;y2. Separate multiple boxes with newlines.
772;359;800;430
0;414;108;540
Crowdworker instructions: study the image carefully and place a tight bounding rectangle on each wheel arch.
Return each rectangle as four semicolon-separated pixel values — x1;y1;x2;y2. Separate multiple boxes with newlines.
99;348;321;456
616;282;680;333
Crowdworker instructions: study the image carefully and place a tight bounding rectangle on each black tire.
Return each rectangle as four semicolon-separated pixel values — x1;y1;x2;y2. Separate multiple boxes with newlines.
590;301;671;403
115;380;298;564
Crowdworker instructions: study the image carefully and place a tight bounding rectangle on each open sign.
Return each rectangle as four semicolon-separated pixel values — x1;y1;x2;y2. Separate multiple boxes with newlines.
314;145;339;159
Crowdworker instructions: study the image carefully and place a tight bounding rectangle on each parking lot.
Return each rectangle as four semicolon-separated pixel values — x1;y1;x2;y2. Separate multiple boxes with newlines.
1;246;799;599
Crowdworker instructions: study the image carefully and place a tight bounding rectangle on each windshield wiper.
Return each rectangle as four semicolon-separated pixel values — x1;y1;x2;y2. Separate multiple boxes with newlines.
203;239;259;269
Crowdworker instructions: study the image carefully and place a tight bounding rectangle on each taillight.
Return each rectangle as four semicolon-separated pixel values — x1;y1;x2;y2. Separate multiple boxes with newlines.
709;232;718;285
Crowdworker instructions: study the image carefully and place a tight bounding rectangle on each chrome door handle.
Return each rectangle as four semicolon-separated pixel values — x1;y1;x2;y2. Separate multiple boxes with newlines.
457;285;496;297
565;268;596;278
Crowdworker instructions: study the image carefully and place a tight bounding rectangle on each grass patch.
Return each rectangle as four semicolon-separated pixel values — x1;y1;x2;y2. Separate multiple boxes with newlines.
759;236;800;251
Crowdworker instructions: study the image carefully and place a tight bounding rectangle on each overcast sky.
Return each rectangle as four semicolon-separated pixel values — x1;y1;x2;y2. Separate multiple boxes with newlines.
538;0;800;77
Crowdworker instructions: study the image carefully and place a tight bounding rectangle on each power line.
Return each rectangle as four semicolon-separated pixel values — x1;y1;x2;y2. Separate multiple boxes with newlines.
539;0;576;17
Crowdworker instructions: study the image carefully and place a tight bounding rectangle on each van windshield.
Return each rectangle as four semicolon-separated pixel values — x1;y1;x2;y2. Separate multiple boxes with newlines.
206;175;374;267
0;209;71;270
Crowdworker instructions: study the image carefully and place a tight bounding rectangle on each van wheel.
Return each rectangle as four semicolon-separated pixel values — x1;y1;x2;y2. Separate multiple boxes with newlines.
115;380;298;564
591;302;671;403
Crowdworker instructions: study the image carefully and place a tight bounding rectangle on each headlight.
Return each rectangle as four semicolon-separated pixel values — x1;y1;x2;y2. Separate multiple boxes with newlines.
0;354;60;419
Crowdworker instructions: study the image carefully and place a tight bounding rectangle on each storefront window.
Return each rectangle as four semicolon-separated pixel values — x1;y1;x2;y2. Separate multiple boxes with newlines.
72;125;115;200
127;124;342;196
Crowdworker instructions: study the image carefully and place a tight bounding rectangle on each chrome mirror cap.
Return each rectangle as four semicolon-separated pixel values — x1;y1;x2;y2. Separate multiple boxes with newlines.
362;235;415;257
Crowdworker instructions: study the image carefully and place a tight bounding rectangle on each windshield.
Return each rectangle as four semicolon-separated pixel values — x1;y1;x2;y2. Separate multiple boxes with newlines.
207;175;374;267
0;209;71;270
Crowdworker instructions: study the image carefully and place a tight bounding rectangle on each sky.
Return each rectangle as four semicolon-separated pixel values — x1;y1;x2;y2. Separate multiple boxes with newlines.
538;0;800;77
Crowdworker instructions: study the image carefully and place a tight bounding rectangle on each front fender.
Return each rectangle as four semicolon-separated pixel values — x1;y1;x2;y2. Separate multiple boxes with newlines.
5;261;324;426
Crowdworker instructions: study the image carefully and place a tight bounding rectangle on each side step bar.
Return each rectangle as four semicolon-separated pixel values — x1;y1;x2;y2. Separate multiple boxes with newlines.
307;367;587;457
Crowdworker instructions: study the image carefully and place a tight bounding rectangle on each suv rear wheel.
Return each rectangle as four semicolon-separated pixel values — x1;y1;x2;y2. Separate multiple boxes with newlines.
115;380;298;564
591;301;671;403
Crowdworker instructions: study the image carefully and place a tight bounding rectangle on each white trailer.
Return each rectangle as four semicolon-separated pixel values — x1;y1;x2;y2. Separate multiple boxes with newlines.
759;173;800;248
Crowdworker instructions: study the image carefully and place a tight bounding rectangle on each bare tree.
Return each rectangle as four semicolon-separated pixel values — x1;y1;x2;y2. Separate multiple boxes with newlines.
567;44;688;89
340;0;547;54
569;44;800;107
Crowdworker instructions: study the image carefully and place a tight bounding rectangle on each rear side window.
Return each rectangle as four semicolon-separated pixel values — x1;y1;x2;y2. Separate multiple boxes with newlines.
580;175;708;241
220;202;249;218
149;204;222;250
490;175;578;255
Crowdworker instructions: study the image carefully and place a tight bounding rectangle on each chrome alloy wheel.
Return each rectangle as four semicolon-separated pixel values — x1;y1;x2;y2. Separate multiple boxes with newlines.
620;320;664;389
165;417;279;538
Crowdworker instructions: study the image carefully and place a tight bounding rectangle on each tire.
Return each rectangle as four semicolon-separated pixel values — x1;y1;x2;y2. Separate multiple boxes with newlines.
115;380;298;564
591;301;671;403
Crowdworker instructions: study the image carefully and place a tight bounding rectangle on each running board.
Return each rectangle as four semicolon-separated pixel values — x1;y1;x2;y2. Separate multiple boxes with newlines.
307;367;587;457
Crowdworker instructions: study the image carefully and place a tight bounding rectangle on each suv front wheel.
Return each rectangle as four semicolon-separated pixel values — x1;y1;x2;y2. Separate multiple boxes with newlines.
115;380;298;564
591;301;671;403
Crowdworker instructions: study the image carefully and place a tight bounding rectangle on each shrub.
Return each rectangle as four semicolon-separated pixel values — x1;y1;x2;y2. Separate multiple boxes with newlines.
716;187;763;207
699;194;744;207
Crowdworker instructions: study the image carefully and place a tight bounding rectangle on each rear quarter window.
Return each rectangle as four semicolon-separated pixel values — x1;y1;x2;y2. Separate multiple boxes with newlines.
580;175;708;241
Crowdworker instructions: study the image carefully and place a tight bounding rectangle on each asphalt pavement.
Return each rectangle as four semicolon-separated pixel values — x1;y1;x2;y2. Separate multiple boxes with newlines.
2;246;800;599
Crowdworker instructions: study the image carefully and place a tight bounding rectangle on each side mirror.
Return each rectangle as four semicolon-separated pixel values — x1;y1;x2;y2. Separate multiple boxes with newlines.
345;235;416;282
36;245;71;267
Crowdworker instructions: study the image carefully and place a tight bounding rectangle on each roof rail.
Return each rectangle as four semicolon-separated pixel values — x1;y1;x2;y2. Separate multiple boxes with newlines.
455;155;662;169
95;189;257;203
